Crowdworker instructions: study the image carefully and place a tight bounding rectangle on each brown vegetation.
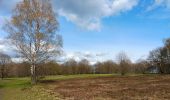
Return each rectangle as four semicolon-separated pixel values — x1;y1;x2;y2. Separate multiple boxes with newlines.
49;75;170;100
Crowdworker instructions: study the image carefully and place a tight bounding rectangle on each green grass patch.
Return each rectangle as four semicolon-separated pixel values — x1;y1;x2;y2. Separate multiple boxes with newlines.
0;78;31;89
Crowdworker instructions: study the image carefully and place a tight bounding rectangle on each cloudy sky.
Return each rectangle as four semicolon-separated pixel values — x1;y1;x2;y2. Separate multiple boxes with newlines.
1;0;170;63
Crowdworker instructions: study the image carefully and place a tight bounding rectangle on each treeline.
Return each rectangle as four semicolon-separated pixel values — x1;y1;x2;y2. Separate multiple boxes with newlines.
4;36;170;78
0;58;150;78
148;38;170;74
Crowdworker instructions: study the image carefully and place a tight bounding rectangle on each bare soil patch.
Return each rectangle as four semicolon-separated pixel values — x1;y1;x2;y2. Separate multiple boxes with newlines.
51;75;170;100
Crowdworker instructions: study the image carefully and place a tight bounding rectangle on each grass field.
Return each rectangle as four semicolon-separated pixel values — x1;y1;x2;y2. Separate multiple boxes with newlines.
0;74;170;100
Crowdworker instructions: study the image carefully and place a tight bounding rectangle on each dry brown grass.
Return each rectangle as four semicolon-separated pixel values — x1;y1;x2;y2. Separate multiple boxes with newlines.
48;75;170;100
0;89;3;100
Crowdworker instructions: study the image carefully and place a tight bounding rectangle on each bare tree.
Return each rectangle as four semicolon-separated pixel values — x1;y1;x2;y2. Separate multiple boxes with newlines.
95;61;118;74
116;52;131;75
4;0;62;84
147;38;170;74
0;53;11;79
78;59;92;74
64;59;78;74
134;59;148;74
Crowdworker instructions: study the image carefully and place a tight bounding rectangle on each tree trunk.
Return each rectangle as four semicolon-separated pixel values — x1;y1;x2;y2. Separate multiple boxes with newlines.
31;64;37;84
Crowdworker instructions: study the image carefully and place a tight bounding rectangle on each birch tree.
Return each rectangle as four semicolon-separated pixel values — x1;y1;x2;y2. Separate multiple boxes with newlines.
4;0;62;84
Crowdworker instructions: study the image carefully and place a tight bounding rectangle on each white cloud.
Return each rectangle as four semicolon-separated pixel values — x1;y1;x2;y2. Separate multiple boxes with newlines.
0;0;138;31
147;0;170;11
0;38;17;57
53;0;138;31
0;38;8;51
58;51;111;64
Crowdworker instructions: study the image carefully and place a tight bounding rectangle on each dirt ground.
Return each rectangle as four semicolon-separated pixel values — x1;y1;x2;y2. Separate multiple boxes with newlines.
48;75;170;100
0;89;3;100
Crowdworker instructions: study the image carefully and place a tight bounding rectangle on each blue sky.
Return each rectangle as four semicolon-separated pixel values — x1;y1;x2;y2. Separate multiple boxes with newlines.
1;0;170;63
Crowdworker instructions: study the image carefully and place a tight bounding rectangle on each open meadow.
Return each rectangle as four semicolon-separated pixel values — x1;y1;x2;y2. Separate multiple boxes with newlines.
2;0;170;100
1;74;170;100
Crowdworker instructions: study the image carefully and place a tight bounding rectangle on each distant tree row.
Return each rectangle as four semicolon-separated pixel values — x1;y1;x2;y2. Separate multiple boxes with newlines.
148;38;170;74
0;53;11;79
0;53;150;78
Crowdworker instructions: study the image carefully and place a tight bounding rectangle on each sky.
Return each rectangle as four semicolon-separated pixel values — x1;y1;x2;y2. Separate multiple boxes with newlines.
0;0;170;64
